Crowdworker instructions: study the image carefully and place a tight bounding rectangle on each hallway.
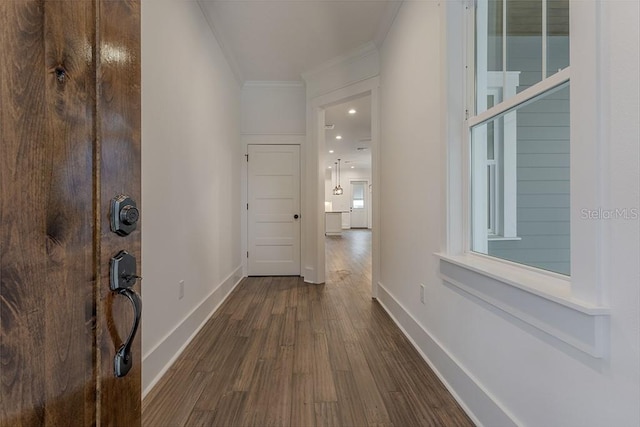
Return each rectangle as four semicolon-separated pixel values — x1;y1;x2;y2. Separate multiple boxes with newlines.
142;230;473;426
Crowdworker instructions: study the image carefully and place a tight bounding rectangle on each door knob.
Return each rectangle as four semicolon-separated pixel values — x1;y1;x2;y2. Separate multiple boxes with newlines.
294;214;299;219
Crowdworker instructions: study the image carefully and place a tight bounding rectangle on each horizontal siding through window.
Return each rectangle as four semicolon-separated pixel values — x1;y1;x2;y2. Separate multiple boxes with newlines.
487;46;570;275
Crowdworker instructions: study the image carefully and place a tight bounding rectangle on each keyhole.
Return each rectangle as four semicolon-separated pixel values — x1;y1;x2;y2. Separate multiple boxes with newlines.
54;67;67;83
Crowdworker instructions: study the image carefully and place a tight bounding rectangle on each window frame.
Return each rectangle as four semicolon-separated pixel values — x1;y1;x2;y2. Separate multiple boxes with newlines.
476;75;521;243
437;0;610;359
468;0;571;270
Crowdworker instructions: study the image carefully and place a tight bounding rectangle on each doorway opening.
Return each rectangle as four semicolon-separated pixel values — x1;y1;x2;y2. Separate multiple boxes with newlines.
317;89;377;294
324;94;372;284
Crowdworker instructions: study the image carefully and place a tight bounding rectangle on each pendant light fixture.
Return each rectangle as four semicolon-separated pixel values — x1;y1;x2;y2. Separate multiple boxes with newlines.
333;159;344;196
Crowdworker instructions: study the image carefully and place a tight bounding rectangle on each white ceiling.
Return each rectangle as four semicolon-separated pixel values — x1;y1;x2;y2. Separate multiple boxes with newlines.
324;95;371;171
199;1;387;170
198;0;401;82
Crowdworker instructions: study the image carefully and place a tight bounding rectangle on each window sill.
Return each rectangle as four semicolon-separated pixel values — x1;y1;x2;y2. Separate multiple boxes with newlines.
435;252;610;357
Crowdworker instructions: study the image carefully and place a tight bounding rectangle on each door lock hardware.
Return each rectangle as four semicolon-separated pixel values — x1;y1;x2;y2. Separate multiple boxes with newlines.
109;250;142;378
114;288;141;378
110;250;141;290
110;195;139;236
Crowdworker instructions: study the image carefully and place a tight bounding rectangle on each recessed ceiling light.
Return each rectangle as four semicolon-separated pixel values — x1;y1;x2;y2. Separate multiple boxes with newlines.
328;166;332;169
351;166;355;169
336;135;342;140
329;150;334;153
348;109;356;114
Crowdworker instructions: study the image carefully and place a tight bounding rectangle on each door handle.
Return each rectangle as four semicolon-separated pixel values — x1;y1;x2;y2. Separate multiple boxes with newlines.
110;250;142;378
294;214;299;219
114;288;141;377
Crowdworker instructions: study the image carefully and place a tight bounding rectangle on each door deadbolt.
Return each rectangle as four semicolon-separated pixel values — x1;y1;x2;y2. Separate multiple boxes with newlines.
111;195;139;236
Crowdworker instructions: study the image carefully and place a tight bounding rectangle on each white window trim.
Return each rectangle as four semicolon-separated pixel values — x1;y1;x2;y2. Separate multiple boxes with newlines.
478;72;520;242
438;0;610;359
436;252;609;357
469;68;571;128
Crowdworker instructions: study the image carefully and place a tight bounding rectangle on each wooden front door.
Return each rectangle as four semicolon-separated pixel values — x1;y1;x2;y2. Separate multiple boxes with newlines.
1;1;142;425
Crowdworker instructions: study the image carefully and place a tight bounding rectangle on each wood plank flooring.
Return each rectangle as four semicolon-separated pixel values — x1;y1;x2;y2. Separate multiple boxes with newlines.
143;230;474;426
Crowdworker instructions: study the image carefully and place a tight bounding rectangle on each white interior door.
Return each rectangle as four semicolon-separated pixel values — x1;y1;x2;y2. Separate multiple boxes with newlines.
248;144;301;275
350;181;368;228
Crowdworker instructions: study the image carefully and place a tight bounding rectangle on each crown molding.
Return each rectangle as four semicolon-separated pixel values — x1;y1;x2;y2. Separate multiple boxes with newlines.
197;1;244;86
373;1;404;48
301;41;378;83
243;81;305;89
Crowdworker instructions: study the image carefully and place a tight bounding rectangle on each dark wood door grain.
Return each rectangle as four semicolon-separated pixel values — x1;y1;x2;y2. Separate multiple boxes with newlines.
0;1;141;425
96;0;142;425
0;1;96;424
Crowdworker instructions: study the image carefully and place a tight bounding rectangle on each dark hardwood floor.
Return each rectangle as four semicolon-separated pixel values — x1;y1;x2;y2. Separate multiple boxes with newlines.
143;230;474;426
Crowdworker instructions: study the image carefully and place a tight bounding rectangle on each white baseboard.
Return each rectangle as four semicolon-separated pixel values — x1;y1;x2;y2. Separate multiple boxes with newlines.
376;282;519;427
142;265;244;397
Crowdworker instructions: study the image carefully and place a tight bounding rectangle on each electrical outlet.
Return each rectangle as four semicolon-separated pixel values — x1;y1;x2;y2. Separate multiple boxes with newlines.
178;280;185;300
420;283;425;304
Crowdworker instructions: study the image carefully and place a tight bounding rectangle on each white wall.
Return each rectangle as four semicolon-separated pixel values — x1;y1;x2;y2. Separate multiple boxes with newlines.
141;0;242;395
378;0;442;327
377;1;639;426
240;82;307;277
241;82;306;135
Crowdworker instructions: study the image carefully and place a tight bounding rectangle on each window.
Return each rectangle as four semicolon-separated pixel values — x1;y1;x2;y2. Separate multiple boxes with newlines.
352;183;365;209
470;0;570;275
438;0;609;359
